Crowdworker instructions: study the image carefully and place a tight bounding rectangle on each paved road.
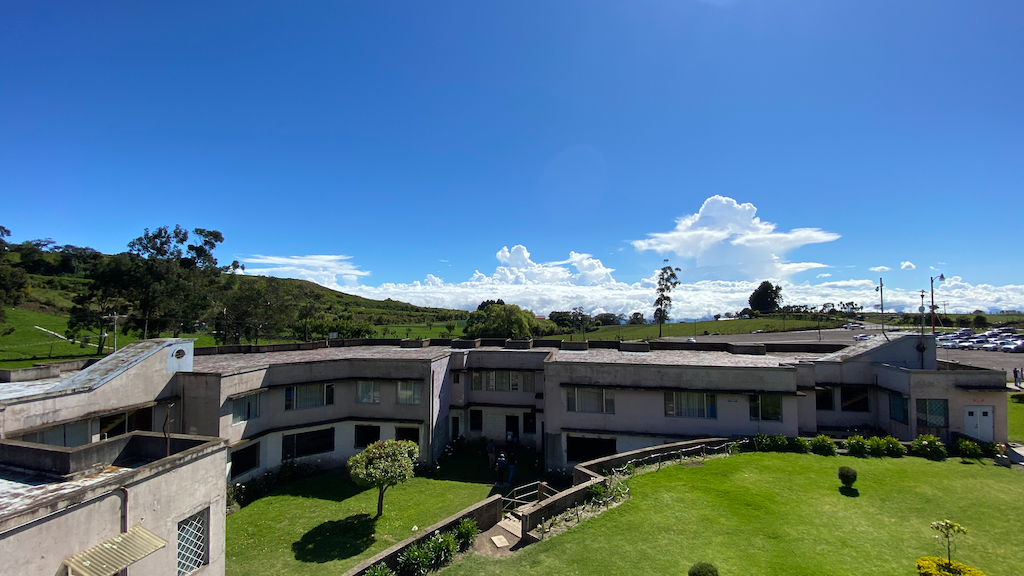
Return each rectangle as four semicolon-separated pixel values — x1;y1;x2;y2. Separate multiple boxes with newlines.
671;328;1023;380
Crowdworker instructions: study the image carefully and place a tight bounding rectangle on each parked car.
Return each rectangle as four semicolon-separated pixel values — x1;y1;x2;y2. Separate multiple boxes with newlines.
981;342;1002;352
957;341;976;350
853;334;870;341
942;341;960;349
1002;341;1024;353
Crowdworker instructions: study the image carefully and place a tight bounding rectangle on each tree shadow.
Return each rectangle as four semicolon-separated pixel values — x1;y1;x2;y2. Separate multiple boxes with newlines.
839;486;860;498
292;513;377;563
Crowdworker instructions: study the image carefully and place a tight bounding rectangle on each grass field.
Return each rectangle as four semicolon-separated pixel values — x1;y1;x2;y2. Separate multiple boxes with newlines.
225;472;492;576
442;453;1023;576
553;317;842;341
1010;395;1024;443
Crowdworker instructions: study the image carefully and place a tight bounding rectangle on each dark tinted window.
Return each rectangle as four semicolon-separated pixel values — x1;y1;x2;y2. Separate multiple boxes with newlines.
283;428;335;460
841;387;870;412
469;410;483;431
523;412;537;434
354;425;381;448
231;443;260;478
395;427;420;444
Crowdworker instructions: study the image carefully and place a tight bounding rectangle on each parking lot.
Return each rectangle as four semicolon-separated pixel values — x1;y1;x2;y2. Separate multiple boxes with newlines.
682;327;1022;382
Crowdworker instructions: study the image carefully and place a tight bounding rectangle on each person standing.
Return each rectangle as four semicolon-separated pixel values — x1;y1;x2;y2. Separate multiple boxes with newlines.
486;438;495;467
496;451;507;485
506;450;517;486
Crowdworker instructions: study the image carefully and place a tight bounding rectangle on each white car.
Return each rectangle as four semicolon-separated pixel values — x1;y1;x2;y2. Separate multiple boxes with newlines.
942;341;960;349
957;341;977;350
853;334;870;341
1002;341;1024;353
981;342;1002;352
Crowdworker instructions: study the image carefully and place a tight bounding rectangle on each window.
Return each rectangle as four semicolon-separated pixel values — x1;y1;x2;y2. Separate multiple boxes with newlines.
471;372;483;391
99;407;154;440
567;387;615;414
356;381;380;404
469;409;483;431
177;508;209;576
840;387;870;412
285;383;334;410
354;425;381;447
491;371;509;391
521;372;536;393
230;443;260;478
453;372;461;384
916;399;949;428
665;392;717;418
282;428;335;460
816;387;835;411
395;427;420;444
890;393;909;425
523;412;537;434
232;394;261;424
397;382;423;405
749;394;783;421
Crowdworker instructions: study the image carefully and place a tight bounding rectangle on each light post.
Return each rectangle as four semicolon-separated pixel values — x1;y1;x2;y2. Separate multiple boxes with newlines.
930;274;945;335
875;278;888;341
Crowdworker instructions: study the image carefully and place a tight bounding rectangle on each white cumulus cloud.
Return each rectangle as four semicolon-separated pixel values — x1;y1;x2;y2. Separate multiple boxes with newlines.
816;273;832;278
869;266;891;273
630;195;839;281
901;261;916;270
241;254;370;288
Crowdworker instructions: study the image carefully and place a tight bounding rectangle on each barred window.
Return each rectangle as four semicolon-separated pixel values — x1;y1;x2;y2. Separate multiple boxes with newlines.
232;394;261;424
397;382;423;405
916;398;949;428
356;381;380;404
665;392;717;419
567;387;614;414
890;393;909;425
285;383;334;410
177;509;209;576
749;394;783;421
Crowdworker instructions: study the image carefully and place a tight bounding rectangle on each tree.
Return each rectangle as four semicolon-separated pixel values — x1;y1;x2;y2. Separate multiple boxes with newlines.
930;519;968;570
972;314;988;328
570;307;593;335
0;226;28;329
748;281;783;314
348;439;419;517
654;260;680;338
476;299;505;311
628;312;646;325
594;313;623;327
464;304;537;339
548;311;573;329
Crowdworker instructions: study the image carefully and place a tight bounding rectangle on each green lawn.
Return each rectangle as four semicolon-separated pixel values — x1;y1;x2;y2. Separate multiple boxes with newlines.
1009;396;1024;443
549;317;842;341
226;472;492;576
443;453;1023;576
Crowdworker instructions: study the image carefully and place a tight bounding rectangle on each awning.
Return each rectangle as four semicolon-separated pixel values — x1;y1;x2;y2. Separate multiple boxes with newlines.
64;525;166;576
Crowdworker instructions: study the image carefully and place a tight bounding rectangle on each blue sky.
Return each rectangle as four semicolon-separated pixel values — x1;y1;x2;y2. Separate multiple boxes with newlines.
3;1;1023;318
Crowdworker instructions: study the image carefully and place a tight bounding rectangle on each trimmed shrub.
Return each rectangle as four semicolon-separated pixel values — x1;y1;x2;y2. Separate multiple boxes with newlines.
810;434;838;456
453;518;479;552
916;556;986;576
365;564;396;576
752;433;772;452
866;436;888;458
884;436;907;458
396;543;431;576
911;434;947;461
688;562;720;576
425;532;458;571
957;438;982;461
788;436;811;454
768;434;789;452
838;466;857;488
587;483;608;503
979;441;999;458
844;435;869;457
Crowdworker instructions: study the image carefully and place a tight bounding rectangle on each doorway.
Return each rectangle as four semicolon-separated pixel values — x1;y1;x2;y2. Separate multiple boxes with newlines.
505;415;519;443
963;406;994;442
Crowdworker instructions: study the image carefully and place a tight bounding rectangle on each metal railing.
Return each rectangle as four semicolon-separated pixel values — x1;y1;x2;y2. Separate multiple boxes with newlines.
502;481;551;513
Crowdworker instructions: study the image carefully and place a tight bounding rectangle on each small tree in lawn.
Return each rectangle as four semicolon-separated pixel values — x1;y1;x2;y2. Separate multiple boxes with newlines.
654;259;681;338
349;440;419;518
931;519;968;570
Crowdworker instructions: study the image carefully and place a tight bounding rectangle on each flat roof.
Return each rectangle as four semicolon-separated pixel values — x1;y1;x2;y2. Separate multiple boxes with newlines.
548;348;798;368
192;345;452;374
0;465;133;519
0;370;81;402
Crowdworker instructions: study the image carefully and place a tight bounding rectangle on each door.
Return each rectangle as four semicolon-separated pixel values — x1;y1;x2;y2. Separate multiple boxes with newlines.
505;415;519;443
964;406;994;442
452;416;460;439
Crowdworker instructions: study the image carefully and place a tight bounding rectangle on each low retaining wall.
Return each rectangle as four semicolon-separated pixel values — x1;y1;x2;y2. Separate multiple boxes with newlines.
342;494;503;576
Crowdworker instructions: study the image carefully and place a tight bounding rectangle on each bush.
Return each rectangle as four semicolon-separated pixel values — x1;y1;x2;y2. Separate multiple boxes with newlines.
884;436;907;458
688;562;720;576
752;433;772;452
768;434;789;452
425;531;458;571
365;564;396;576
395;543;431;576
979;441;999;458
453;518;479;552
866;436;888;458
838;466;857;488
810;434;838;456
911;435;948;461
587;483;608;503
957;438;982;461
844;435;869;457
788;436;811;454
916;556;987;575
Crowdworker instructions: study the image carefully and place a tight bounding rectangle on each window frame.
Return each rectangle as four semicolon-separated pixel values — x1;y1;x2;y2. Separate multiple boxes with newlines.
664;391;717;419
749;394;783;421
566;387;615;414
816;387;835;411
521;372;536;393
356;380;381;404
889;393;909;425
471;372;483;391
469;409;483;431
284;383;335;411
354;424;381;448
916;398;949;428
396;381;423;405
282;427;336;460
176;508;210;576
232;393;261;424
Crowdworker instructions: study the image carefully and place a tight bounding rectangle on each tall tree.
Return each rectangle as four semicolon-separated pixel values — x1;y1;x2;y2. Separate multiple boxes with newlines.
348;439;419;518
0;226;28;330
629;312;646;325
654;260;680;338
464;304;537;339
748;281;783;314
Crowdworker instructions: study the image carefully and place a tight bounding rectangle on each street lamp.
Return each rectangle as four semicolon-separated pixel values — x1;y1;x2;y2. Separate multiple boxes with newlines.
930;274;945;335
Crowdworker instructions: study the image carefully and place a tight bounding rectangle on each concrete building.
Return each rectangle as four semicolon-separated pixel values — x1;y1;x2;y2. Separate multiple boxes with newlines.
0;332;1008;575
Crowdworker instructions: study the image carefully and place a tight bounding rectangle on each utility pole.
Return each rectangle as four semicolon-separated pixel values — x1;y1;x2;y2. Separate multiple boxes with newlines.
876;278;888;341
102;312;127;353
